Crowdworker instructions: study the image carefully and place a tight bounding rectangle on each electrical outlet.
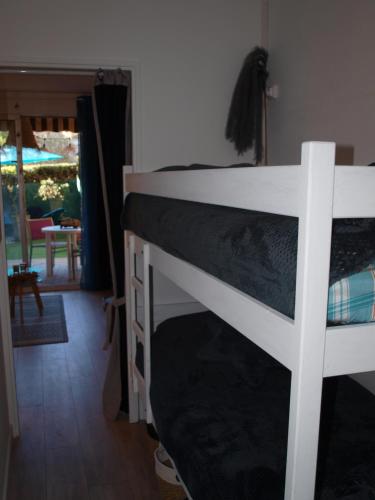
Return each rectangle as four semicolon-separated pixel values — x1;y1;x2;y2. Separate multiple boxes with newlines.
266;84;279;99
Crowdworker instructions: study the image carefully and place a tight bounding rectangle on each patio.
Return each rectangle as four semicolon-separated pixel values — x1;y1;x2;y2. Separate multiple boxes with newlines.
1;123;81;291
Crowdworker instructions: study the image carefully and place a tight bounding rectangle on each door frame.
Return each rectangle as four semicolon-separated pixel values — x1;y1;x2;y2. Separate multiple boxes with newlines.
0;174;19;437
0;113;29;264
0;57;142;169
0;56;140;435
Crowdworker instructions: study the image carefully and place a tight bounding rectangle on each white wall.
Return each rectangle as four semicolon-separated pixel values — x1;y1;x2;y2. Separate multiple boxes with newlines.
267;0;375;165
268;0;375;395
0;170;18;500
0;320;10;500
0;0;262;170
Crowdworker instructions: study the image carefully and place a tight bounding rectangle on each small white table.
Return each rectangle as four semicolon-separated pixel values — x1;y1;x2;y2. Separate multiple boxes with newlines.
41;225;81;281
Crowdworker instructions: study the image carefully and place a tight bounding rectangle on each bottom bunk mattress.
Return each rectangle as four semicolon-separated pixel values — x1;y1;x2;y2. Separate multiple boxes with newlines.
150;312;375;500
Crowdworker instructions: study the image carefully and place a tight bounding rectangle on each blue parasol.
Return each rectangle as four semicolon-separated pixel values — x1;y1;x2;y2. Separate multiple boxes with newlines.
0;145;63;165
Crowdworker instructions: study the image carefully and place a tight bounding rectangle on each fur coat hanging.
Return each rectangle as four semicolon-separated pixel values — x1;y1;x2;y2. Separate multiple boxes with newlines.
225;47;268;163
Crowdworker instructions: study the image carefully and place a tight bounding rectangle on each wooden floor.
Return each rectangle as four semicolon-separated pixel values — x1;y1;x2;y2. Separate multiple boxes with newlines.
7;290;161;500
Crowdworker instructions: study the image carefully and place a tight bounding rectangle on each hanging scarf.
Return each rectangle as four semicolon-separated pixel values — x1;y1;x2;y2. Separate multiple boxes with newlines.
226;47;268;163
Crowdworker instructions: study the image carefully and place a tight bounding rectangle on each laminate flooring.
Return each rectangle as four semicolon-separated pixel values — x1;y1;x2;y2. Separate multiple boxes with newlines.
7;291;161;500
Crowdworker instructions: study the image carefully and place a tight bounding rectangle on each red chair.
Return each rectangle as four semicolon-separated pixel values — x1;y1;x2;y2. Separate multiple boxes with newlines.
26;217;67;266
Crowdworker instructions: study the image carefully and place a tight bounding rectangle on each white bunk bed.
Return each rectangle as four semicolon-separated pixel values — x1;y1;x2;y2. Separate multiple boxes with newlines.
123;142;375;500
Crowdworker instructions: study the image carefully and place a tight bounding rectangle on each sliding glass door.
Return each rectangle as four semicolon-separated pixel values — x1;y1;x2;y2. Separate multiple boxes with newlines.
0;117;28;266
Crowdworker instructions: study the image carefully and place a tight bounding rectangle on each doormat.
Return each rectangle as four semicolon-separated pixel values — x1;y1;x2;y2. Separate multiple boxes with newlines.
11;294;68;347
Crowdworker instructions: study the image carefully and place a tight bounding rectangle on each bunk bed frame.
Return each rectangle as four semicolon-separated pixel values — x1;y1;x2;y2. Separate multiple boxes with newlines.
123;142;375;500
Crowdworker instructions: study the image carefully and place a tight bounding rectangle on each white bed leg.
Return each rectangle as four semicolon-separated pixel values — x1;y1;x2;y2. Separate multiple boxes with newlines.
142;243;153;424
124;167;139;423
285;364;324;499
284;142;336;500
125;230;139;423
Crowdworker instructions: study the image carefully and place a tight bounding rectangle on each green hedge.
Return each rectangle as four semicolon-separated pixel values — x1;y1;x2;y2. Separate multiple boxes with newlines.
1;164;78;185
1;163;81;220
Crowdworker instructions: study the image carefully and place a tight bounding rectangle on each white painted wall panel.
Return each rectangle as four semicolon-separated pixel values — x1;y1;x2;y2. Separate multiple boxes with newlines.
268;0;375;166
0;0;262;169
268;0;375;393
0;321;10;500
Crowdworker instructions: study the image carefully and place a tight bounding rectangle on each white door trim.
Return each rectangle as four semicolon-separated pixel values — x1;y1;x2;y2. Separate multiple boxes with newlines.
0;177;19;437
0;55;142;437
0;56;142;170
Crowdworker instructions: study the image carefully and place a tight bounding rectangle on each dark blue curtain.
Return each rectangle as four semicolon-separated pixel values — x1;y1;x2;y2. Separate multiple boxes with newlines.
93;72;131;417
93;84;127;300
76;96;111;290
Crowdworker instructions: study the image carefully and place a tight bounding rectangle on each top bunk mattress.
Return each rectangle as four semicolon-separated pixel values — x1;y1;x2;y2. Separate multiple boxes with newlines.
122;193;375;322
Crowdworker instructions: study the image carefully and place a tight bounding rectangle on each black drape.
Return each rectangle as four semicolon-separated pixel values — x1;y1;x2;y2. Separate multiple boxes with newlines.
76;96;111;290
93;82;129;414
93;85;127;299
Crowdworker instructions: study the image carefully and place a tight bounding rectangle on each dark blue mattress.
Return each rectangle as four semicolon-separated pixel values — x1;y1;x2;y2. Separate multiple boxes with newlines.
150;312;375;500
122;193;375;318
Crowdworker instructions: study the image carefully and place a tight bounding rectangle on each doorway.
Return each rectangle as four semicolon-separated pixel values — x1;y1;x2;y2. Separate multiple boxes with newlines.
0;72;93;290
0;117;28;264
1;65;134;453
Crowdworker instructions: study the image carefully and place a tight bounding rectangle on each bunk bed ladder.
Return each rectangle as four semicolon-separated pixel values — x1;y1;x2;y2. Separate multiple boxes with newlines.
125;232;153;424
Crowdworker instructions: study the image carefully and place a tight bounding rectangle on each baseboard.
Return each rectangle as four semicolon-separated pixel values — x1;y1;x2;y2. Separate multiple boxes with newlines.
1;432;12;500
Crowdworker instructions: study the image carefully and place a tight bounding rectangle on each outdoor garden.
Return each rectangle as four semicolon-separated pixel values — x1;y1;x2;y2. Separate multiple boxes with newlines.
0;129;81;260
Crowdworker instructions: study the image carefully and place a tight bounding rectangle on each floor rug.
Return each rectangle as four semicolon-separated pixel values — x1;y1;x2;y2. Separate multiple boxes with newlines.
11;294;68;347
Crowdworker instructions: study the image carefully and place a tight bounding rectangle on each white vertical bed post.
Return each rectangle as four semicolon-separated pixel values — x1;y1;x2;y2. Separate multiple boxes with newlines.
284;142;336;500
142;242;153;424
123;165;139;423
128;234;140;422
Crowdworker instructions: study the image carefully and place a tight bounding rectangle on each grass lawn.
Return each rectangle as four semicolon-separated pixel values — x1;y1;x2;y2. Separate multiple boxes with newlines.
6;236;68;260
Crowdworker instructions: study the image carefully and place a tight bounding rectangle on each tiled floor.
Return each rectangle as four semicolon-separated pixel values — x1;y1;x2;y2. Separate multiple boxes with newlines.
7;290;160;500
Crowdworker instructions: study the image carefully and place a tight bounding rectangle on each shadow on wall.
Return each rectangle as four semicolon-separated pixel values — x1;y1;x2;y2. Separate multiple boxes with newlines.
335;145;354;165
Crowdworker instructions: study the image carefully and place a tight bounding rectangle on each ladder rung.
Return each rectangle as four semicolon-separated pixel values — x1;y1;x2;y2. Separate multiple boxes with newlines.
133;364;145;387
134;237;144;256
131;276;143;294
132;320;145;344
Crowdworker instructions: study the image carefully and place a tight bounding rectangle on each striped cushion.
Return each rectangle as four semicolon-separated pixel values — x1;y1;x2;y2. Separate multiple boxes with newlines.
328;265;375;323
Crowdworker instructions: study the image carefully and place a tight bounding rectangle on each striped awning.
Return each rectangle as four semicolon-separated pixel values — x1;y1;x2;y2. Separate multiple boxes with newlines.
0;117;77;133
29;116;77;133
2;117;39;149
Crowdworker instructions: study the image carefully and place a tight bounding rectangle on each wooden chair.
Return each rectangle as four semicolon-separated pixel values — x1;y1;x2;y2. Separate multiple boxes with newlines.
70;238;81;281
8;270;43;323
